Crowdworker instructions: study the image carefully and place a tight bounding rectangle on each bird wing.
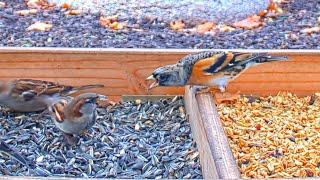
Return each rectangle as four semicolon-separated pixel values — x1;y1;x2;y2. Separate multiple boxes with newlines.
11;79;71;101
0;141;30;168
51;97;71;123
69;98;85;119
189;51;256;75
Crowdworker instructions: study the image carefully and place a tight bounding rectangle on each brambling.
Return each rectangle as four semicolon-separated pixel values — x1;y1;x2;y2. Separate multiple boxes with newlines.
48;93;107;146
146;51;288;101
0;79;104;112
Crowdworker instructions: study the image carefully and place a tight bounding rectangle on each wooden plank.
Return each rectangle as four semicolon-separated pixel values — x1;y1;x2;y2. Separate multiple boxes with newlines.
122;95;180;102
0;48;319;100
191;87;241;179
184;86;219;179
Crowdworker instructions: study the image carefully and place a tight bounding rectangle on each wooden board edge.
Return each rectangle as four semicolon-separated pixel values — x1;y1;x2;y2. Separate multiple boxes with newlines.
121;95;181;102
0;47;319;55
184;86;219;179
194;88;241;179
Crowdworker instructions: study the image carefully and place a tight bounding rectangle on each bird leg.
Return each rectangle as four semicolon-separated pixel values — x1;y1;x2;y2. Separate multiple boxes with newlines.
33;109;49;121
61;132;79;147
79;130;91;139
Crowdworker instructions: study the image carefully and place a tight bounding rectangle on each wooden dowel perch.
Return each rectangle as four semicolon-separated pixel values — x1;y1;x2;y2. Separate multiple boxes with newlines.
185;86;241;179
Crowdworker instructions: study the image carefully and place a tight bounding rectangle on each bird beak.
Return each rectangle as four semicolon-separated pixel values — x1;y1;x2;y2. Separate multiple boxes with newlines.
147;81;159;90
146;75;159;90
146;75;156;81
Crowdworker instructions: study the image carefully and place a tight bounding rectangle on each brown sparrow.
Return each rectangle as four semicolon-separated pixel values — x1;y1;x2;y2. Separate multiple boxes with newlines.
48;93;107;146
0;79;104;112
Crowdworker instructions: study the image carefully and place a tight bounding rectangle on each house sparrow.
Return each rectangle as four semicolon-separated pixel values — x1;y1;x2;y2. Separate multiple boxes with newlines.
146;51;288;96
0;79;104;112
48;93;107;146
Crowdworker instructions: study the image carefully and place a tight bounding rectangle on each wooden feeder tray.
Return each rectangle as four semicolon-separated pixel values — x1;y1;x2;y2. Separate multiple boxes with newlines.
0;48;319;180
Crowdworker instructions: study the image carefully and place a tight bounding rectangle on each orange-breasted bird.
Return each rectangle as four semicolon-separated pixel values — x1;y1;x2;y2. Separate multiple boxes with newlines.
146;51;289;100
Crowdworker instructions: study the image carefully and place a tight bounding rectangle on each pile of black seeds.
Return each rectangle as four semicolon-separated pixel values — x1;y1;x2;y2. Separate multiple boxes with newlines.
0;0;319;49
0;97;203;179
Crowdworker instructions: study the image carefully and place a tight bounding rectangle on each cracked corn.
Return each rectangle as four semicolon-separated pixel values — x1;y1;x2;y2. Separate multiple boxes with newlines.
218;92;320;178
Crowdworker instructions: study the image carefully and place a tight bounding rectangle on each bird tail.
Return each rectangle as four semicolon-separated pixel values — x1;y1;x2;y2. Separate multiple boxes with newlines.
0;141;30;167
254;53;289;63
64;84;104;95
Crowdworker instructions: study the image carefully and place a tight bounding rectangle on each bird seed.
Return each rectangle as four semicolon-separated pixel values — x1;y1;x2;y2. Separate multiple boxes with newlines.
0;96;203;179
218;91;320;178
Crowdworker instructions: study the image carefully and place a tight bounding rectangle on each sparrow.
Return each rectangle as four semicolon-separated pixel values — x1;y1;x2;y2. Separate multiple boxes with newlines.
48;93;107;146
146;51;289;97
0;79;104;112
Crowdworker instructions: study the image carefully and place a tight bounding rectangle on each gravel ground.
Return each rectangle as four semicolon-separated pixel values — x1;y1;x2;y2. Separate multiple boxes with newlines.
0;97;203;178
0;0;319;49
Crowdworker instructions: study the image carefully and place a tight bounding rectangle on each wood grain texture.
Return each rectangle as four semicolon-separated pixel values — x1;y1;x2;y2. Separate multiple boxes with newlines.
184;86;219;179
193;87;241;179
0;47;319;101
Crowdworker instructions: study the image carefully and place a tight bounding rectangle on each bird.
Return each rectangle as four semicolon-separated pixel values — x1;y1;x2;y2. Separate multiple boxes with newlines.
48;92;107;146
0;79;104;112
146;51;288;101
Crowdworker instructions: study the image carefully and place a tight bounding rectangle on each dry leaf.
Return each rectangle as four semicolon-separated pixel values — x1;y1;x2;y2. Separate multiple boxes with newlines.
269;0;286;15
219;25;236;32
108;22;126;30
259;9;268;17
170;20;185;30
99;16;118;26
26;0;55;9
0;2;5;8
64;9;82;15
99;16;125;30
61;3;70;9
27;21;53;32
26;0;41;7
196;22;216;33
233;15;263;29
99;16;111;26
301;27;320;34
15;9;37;16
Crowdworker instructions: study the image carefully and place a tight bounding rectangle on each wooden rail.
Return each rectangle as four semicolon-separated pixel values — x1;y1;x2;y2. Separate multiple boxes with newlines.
0;48;319;101
184;86;220;179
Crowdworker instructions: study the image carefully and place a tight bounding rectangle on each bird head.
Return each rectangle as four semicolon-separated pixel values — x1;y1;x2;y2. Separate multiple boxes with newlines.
146;65;185;90
80;93;108;105
64;93;108;118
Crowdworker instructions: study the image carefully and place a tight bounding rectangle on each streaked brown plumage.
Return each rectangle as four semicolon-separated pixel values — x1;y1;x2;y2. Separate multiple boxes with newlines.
0;79;104;112
48;93;107;146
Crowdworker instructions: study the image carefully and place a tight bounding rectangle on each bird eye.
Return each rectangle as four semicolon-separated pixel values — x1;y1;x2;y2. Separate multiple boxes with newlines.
159;74;168;80
85;98;96;104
